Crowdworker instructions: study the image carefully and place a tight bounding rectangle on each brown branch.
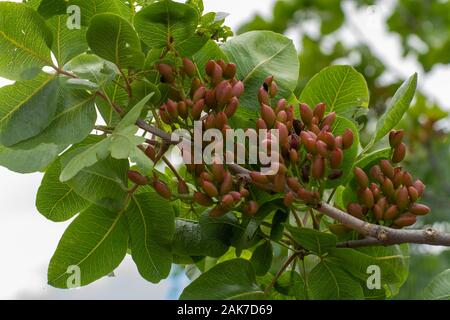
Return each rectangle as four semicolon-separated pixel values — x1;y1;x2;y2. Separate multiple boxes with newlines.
317;202;450;247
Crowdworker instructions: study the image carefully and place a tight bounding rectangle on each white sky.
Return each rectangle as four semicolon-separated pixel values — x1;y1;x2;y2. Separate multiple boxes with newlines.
0;0;449;299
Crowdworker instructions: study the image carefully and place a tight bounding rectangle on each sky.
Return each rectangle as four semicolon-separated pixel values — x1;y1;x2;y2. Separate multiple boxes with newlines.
0;0;450;300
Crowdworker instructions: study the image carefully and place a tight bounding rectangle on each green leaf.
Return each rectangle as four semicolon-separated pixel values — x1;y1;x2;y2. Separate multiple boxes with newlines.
126;192;175;283
48;14;88;65
423;269;450;300
96;82;127;126
0;2;53;80
371;73;417;145
63;53;119;88
13;88;96;149
299;65;369;118
222;31;299;112
68;0;131;25
173;212;237;258
192;40;227;76
48;204;129;288
250;240;273;276
134;0;199;50
87;13;145;69
34;0;67;19
0;143;61;173
180;259;265;300
36;158;90;222
329;245;409;296
275;271;307;300
308;260;364;299
327;116;360;188
0;73;59;147
285;225;337;256
355;148;392;169
116;93;153;131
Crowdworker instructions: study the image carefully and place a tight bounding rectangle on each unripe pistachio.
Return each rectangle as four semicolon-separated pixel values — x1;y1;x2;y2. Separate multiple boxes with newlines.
373;204;383;221
276;110;288;123
401;171;413;187
316;140;329;158
396;187;409;211
216;81;233;106
287;177;301;192
177;180;189;195
211;63;223;85
256;118;267;130
145;145;156;161
258;86;270;105
312;156;325;179
127;170;148;185
330;148;344;169
210;162;224;183
240;188;249;198
220;194;234;210
299;103;313;125
177;101;188;119
191;99;204;120
217;59;227;71
204;113;216;130
223;63;237;79
313;103;326;122
347;203;364;219
190;78;202;97
298;188;312;203
244;201;259;216
261;104;276;128
166;99;179;119
231;81;244;97
342;129;354;150
289;149;299;163
389;130;404;148
284;192;295;207
370;165;384;183
269;82;278;97
156;64;175;83
377;197;388;212
230;191;241;201
182;58;196;77
392;142;406;163
194;192;213;206
394;213;416;227
193;86;206;102
318;131;336;149
301;165;310;183
305;138;318;154
250;171;269;184
205;60;216;76
382;178;395;196
202;180;219;198
354;167;369;189
224;97;238;118
204;89;216;107
413;180;425;197
220;172;233;195
321;112;336;128
275;122;289;146
335;136;343;149
215;112;228;129
408;186;419;202
393;170;403;188
361;187;374;208
384;204;399;220
328;170;343;180
379;160;395;179
409;203;430;216
275;99;287;113
264;76;274;87
153;181;172;199
273;173;286;193
159;107;172;125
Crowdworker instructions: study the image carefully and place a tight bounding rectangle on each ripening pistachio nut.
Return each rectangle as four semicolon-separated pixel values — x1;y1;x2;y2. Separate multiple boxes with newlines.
347;203;364;219
261;104;276;128
361;187;374;208
321;112;336;128
312;156;325;179
287;177;301;192
313;103;326;122
408;186;419;202
300;103;313;125
394;213;416;227
258;87;270;105
396;187;409;211
220;172;233;195
413;179;425;197
223;63;237;79
382;178;395;196
156;64;175;83
177;180;189;195
392;142;406;163
283;192;295;207
373;204;383;221
153;181;172;199
379;160;395;179
384;204;399;220
330;148;344;169
342;129;354;150
127;170;148;185
273;173;286;193
182;58;196;77
409;203;430;216
244;201;259;216
191;99;205;120
354;167;369;189
389;130;404;148
370;165;384;183
202;180;219;198
194;192;213;206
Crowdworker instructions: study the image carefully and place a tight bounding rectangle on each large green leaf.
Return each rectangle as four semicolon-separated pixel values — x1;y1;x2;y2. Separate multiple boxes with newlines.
96;81;127;126
0;142;61;173
285;225;337;256
48;204;129;288
0;73;59;147
33;0;67;19
67;0;131;25
371;73;417;145
48;14;88;66
299;65;369;118
326;116;360;188
36;158;90;222
423;269;450;300
308;260;364;299
275;271;307;300
180;259;265;300
0;2;53;80
59;94;152;181
134;0;199;51
87;13;144;70
126;192;175;283
13;88;96;149
222;31;299;112
172;212;237;258
250;240;273;276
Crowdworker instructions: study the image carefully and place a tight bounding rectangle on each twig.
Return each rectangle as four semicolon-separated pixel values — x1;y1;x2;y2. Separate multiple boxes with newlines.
265;253;299;296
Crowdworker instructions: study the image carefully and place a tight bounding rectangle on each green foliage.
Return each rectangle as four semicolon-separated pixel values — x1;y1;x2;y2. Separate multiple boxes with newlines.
0;0;442;301
423;269;450;300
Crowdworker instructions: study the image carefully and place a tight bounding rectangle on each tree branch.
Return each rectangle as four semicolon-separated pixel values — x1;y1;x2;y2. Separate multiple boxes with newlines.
317;202;450;247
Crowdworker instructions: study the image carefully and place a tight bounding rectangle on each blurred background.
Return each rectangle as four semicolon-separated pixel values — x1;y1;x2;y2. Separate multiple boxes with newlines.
1;0;449;299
